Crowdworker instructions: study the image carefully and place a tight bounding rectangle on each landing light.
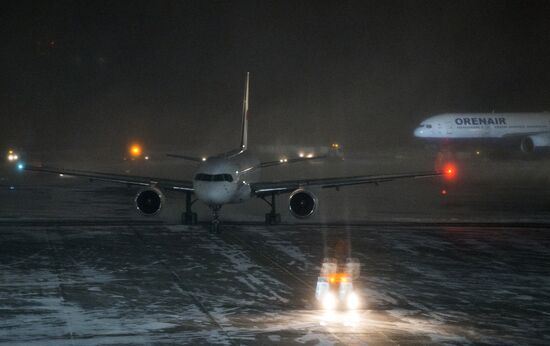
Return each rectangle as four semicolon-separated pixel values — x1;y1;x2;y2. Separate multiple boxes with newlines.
306;153;314;158
299;152;304;158
202;157;207;162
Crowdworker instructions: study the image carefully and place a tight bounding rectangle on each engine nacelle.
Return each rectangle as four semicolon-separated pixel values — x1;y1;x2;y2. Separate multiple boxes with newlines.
520;133;550;153
289;189;318;218
135;187;164;215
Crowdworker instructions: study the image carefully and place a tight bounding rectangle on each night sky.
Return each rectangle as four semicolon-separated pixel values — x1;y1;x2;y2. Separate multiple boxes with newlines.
2;1;550;153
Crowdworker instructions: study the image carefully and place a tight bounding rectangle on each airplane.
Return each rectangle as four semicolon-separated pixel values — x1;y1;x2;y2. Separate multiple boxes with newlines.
17;73;448;232
414;112;550;153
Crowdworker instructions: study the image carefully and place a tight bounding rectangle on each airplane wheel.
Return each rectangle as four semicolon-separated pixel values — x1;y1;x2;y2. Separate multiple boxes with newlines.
265;213;281;225
210;220;221;234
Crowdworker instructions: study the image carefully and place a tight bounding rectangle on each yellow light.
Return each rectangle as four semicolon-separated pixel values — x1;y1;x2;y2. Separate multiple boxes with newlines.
129;144;142;157
8;150;13;154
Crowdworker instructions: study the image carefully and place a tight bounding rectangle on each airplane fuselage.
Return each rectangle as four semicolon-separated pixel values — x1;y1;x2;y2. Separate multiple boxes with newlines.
414;113;550;139
192;151;260;206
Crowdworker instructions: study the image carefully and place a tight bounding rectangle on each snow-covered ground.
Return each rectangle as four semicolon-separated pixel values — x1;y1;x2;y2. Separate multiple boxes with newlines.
0;223;548;345
0;150;550;344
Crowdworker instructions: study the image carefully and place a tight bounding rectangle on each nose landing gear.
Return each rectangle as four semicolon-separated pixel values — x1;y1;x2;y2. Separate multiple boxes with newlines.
210;205;222;233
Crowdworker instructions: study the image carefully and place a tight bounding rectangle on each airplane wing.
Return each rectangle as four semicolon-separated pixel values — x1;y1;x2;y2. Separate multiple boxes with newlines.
22;164;194;192
259;155;328;168
251;170;444;196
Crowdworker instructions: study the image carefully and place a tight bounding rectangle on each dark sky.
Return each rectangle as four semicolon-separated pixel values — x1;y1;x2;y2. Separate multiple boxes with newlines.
2;1;550;153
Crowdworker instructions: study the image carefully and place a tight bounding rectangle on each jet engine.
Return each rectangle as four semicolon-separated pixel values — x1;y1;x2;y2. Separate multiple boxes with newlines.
520;133;550;153
289;189;318;218
135;187;164;215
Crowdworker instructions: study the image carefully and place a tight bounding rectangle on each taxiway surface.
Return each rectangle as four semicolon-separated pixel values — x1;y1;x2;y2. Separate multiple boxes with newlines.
1;222;548;345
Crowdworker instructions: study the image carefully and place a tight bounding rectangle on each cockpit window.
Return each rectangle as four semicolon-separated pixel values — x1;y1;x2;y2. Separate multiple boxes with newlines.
426;124;432;128
194;173;233;182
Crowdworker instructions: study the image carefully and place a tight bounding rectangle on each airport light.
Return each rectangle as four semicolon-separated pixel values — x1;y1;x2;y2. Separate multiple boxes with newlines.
299;152;304;158
17;163;24;171
7;150;19;162
202;157;207;162
129;144;142;158
443;163;457;180
306;153;314;158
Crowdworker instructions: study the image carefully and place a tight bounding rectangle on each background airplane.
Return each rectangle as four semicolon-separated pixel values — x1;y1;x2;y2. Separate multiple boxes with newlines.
415;113;550;153
18;73;447;232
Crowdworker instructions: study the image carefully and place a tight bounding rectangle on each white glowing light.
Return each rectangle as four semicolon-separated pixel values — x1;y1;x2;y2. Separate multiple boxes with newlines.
322;293;337;310
7;154;14;161
144;156;149;160
299;152;304;158
306;153;314;158
279;159;284;163
202;157;207;161
59;174;64;177
346;292;360;310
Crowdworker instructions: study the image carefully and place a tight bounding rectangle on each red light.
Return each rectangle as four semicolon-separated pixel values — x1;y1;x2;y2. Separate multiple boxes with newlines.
443;163;457;180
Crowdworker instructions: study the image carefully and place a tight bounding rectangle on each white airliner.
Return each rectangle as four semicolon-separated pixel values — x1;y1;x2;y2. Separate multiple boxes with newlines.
20;73;446;232
414;113;550;153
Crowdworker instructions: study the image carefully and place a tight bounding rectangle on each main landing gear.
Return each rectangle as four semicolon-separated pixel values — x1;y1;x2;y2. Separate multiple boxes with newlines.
182;191;198;225
262;193;281;225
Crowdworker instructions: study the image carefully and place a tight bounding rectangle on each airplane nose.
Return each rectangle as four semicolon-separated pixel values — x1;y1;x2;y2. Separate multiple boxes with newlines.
194;182;235;205
414;127;424;137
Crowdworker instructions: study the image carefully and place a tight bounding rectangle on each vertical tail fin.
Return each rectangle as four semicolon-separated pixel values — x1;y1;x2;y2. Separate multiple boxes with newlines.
240;72;250;151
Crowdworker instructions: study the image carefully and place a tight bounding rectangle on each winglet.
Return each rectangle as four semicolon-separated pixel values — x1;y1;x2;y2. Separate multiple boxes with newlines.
240;72;250;151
